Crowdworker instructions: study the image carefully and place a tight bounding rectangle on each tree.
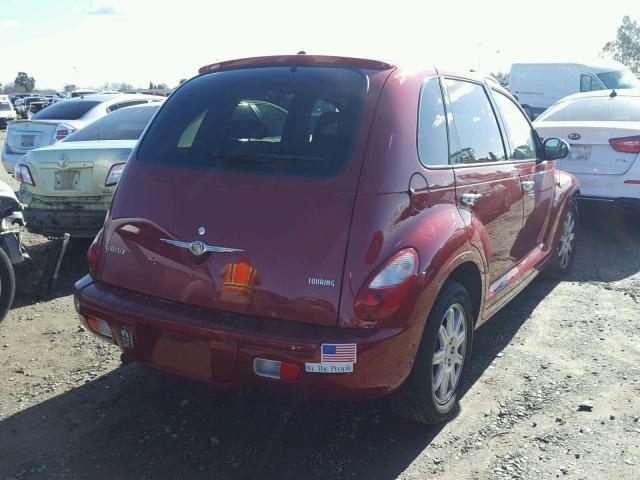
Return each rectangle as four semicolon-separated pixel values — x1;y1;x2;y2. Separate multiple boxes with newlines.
14;72;36;92
603;16;640;72
179;78;188;85
63;84;77;93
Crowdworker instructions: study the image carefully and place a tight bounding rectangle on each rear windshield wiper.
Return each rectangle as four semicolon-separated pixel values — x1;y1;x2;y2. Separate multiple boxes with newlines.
214;153;326;164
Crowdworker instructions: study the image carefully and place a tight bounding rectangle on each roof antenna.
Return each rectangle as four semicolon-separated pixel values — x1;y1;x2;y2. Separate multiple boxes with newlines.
610;89;617;98
297;50;306;55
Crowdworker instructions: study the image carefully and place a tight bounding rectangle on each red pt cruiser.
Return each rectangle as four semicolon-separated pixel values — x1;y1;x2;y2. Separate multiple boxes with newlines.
74;55;579;424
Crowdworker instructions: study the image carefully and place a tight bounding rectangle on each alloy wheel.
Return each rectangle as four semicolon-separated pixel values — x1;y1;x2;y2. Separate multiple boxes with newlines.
432;303;467;405
558;210;576;269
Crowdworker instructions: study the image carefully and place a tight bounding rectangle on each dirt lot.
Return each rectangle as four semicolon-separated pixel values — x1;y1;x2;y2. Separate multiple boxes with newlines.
0;128;639;479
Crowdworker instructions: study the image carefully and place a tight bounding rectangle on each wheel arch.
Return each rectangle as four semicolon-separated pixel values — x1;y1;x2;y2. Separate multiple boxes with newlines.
447;261;483;327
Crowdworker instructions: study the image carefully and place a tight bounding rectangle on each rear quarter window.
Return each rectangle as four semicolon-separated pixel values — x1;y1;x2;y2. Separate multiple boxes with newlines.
137;66;367;177
417;77;449;167
32;100;101;120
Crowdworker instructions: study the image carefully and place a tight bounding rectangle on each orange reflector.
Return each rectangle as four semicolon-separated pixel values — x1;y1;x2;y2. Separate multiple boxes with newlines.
86;315;112;338
253;358;301;381
624;180;640;185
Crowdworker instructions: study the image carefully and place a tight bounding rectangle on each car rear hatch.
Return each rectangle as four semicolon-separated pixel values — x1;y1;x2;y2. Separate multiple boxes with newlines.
536;121;640;175
25;140;135;196
95;60;393;326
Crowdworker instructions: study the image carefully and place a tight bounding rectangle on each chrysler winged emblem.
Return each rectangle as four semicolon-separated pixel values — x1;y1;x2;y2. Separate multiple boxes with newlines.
160;238;244;256
57;153;70;168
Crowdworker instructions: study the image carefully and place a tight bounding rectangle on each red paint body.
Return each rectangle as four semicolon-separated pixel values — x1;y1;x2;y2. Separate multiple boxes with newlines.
74;55;579;399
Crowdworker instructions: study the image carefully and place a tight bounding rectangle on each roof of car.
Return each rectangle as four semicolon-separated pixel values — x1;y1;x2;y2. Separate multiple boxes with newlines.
556;88;640;103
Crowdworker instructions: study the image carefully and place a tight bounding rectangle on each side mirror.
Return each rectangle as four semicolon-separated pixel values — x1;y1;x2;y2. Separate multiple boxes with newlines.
543;138;570;160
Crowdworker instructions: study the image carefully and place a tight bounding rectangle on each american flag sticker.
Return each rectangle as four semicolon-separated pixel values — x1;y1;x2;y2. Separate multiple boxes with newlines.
321;343;357;363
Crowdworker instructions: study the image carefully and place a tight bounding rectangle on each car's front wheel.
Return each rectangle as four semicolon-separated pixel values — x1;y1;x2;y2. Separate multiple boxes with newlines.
391;280;473;424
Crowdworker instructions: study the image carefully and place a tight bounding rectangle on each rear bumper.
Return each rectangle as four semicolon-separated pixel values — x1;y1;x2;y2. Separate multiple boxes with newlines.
74;277;414;399
25;207;106;237
570;171;640;202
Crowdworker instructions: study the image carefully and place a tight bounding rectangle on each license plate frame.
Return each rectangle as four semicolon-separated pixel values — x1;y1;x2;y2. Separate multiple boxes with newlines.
118;326;134;348
54;170;80;190
21;135;35;148
567;144;591;161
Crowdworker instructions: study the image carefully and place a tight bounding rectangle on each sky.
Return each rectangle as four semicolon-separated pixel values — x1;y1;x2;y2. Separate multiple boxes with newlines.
0;0;639;91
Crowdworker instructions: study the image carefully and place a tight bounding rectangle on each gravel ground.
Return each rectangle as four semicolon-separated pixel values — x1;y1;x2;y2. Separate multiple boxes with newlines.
0;129;639;479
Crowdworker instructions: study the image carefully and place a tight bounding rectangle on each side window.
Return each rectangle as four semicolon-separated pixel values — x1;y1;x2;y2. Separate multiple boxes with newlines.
493;92;537;161
444;79;506;164
253;102;287;138
589;76;603;91
417;77;449;167
309;99;339;136
580;74;590;92
581;74;603;92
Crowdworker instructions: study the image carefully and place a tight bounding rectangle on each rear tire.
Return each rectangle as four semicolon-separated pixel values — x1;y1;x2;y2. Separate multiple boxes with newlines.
0;247;16;324
391;281;473;424
543;198;579;279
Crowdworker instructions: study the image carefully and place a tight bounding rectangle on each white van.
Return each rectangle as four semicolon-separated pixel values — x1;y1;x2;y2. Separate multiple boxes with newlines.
509;60;640;119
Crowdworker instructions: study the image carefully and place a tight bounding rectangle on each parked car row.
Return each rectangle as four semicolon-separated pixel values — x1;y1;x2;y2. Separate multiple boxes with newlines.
68;54;579;425
2;93;163;173
17;103;161;237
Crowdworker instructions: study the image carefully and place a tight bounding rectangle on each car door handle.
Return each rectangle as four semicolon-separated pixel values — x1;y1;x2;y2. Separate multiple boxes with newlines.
521;181;535;192
461;192;482;206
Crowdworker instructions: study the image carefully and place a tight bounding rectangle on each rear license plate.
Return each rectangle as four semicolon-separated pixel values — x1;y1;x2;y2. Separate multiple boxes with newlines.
54;171;80;190
118;326;134;348
568;145;591;161
21;135;35;147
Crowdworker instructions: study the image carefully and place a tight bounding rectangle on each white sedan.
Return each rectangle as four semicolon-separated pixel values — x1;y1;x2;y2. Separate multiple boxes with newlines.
534;89;640;210
1;93;164;173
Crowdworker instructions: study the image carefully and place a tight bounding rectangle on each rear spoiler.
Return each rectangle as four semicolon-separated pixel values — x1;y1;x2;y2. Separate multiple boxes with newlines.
199;55;395;74
9;119;64;126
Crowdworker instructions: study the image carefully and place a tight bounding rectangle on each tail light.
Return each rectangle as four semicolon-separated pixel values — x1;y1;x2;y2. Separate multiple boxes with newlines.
609;135;640;153
105;163;125;186
354;248;419;323
55;123;76;141
15;164;35;186
87;228;104;278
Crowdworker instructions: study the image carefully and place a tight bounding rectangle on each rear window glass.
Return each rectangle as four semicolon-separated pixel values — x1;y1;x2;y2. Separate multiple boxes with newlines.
63;105;159;142
32;100;100;120
537;96;640;122
0;103;11;111
137;66;367;177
